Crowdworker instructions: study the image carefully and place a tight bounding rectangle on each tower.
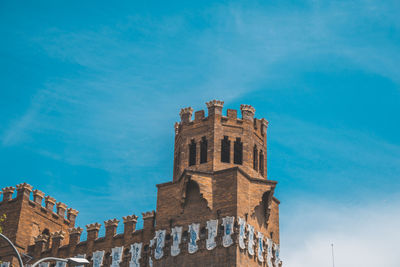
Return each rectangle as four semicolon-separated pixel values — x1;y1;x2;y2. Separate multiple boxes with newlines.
173;100;268;181
155;100;280;266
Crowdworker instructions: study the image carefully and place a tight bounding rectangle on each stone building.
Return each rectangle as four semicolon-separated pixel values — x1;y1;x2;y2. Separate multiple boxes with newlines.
0;100;281;267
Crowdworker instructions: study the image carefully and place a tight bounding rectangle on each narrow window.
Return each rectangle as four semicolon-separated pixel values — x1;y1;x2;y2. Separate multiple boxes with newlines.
174;149;180;177
253;145;258;170
221;136;230;163
200;136;207;164
189;139;196;166
259;150;264;176
234;138;243;164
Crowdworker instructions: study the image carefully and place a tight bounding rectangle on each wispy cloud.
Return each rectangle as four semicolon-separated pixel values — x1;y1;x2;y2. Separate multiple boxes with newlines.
281;195;400;267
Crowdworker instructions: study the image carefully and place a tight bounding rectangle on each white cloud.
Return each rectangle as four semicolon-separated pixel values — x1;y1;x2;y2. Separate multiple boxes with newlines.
281;196;400;267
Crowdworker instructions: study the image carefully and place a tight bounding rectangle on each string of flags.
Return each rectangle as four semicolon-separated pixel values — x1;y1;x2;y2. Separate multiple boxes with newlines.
12;216;281;267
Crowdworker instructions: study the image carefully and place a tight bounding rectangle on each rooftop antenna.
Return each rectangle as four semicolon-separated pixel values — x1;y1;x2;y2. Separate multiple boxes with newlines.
331;243;335;267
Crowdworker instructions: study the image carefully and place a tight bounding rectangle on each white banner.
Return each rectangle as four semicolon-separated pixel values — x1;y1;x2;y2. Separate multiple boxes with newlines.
257;232;264;262
129;243;142;267
111;247;123;267
238;217;246;249
266;238;273;267
154;230;166;260
55;261;66;267
171;226;182;256
188;223;200;254
38;263;49;267
247;225;255;256
222;216;234;247
92;250;105;267
206;219;218;250
274;243;281;267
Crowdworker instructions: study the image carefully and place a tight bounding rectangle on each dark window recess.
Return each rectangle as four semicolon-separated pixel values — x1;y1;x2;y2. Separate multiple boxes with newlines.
174;149;181;177
234;138;243;164
200;136;208;164
221;136;230;163
253;145;258;170
259;150;264;175
189;139;196;166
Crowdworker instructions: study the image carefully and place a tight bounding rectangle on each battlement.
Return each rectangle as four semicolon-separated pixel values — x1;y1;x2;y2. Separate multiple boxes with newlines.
175;100;268;144
28;211;156;259
0;183;78;226
177;100;268;133
173;100;269;181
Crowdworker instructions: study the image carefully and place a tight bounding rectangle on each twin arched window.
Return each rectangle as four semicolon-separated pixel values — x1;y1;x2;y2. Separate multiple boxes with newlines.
189;137;208;166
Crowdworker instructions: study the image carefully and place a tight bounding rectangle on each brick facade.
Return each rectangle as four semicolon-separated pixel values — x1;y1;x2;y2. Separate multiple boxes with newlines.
0;100;281;267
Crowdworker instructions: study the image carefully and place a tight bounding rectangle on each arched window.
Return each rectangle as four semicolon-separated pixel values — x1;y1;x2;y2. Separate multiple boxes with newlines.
253;145;258;170
189;139;196;166
221;136;230;163
200;136;207;164
234;138;243;164
259;150;264;176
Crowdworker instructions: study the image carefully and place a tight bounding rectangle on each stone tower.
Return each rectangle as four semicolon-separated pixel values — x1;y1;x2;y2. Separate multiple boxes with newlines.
155;100;280;266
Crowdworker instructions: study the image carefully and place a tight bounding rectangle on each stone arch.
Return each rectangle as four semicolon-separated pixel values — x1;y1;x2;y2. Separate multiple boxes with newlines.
182;179;210;213
252;191;273;227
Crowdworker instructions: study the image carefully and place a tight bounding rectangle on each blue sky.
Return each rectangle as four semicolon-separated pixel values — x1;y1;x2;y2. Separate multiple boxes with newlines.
1;0;400;266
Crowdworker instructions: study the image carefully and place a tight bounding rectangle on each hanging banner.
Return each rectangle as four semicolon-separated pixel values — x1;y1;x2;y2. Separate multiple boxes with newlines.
0;263;10;267
171;226;183;256
55;261;66;267
222;216;234;247
257;232;264;262
266;238;273;267
247;225;255;256
154;230;166;260
129;243;142;267
111;247;123;267
238;217;246;249
188;223;200;254
274;243;281;267
92;251;105;267
206;219;218;250
38;263;49;267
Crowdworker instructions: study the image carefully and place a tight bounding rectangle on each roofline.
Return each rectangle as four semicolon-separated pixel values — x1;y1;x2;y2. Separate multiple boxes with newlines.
157;167;278;188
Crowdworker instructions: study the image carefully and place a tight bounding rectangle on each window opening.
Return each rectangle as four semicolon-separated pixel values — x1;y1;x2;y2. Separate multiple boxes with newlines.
233;138;243;164
221;136;230;163
200;136;207;164
253;145;258;170
259;150;264;176
189;139;196;166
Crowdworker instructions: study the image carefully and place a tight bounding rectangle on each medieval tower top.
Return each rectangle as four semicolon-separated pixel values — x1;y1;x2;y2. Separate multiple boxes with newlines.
173;100;269;181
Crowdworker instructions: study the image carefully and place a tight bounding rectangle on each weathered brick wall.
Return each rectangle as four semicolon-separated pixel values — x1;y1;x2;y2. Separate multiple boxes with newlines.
0;183;76;266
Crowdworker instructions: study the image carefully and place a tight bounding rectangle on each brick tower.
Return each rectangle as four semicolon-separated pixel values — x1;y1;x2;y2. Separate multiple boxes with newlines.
0;100;280;267
155;100;280;266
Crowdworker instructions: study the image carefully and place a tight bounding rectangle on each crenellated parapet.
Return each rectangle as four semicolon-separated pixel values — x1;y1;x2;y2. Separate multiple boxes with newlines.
0;183;79;232
16;182;33;199
173;100;269;181
2;186;15;201
30;215;281;267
